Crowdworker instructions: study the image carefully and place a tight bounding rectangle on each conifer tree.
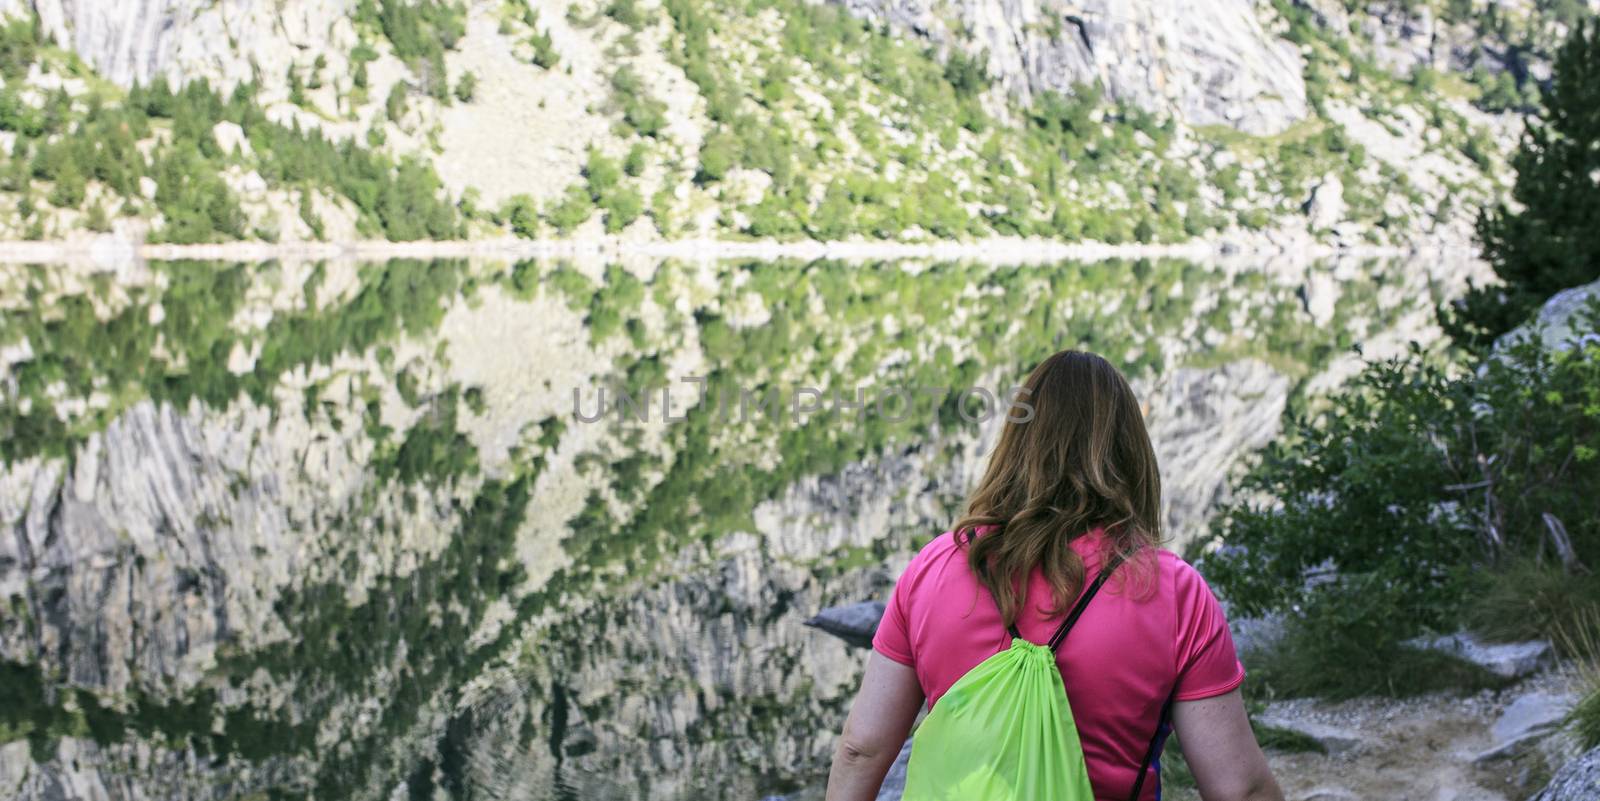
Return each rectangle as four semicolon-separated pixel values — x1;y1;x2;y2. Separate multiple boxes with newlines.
1455;21;1600;342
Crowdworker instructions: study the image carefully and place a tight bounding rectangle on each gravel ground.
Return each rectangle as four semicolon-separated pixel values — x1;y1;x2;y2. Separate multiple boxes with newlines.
1252;667;1585;801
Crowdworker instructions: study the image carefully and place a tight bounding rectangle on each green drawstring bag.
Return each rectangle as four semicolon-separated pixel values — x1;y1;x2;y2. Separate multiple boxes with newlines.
901;553;1166;801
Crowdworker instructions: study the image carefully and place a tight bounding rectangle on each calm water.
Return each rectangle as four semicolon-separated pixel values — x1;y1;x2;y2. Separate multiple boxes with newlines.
0;256;1460;799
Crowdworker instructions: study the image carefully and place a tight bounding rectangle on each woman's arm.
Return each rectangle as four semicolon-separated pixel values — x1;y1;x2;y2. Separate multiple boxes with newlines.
824;651;925;801
1171;689;1284;801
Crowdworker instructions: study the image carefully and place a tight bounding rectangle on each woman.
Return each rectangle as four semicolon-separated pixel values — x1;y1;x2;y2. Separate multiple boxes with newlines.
825;351;1283;801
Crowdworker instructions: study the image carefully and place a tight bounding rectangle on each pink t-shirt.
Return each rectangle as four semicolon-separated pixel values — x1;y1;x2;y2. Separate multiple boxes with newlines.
872;528;1245;801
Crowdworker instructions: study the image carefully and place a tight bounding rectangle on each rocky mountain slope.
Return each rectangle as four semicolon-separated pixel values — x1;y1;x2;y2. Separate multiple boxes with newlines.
0;0;1586;246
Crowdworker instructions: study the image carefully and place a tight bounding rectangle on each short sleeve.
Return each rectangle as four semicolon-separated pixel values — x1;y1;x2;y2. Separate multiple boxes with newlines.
1171;560;1246;701
871;558;917;668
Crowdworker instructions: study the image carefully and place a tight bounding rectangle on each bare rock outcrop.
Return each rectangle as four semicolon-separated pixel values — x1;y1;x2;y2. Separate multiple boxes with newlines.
1533;746;1600;801
0;0;358;90
828;0;1308;134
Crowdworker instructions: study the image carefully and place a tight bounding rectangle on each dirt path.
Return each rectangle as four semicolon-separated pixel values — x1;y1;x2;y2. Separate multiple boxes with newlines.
1170;669;1581;801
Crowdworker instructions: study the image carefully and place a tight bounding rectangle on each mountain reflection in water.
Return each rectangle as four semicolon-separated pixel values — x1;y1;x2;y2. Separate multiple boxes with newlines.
0;254;1478;799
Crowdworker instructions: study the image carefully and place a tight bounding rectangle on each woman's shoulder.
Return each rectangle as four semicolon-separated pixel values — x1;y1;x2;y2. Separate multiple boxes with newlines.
921;529;964;555
904;530;965;573
1143;547;1216;591
896;530;982;582
1148;547;1232;628
1108;546;1217;605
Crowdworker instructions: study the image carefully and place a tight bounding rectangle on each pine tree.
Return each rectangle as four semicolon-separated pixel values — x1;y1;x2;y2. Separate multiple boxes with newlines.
385;82;408;123
1452;20;1600;344
48;162;86;208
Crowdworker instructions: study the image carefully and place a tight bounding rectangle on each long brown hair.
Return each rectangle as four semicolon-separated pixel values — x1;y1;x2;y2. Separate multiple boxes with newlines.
956;350;1162;626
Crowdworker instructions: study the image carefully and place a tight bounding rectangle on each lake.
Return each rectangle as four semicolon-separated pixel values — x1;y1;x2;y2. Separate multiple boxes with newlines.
0;253;1477;799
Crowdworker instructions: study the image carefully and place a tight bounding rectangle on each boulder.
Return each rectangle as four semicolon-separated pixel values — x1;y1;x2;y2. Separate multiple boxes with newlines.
1475;692;1574;763
212;120;252;157
1495;278;1600;355
805;601;887;649
1303;175;1347;231
1531;746;1600;801
1403;632;1553;679
1250;715;1365;757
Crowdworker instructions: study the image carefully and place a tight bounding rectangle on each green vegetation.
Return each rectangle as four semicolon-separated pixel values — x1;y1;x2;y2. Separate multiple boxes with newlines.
1450;21;1600;346
0;16;459;242
1206;309;1600;697
500;192;541;237
356;0;465;100
0;259;467;463
527;255;1410;596
652;0;1236;241
606;0;650;30
385;80;408;122
0;0;1524;244
624;142;648;176
579;147;643;232
547;183;594;233
1557;606;1600;749
506;1;560;68
1205;19;1600;701
612;66;668;137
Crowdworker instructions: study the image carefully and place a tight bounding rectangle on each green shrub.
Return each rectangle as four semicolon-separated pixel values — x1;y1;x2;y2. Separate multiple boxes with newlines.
527;14;559;68
83;201;112;232
502;193;539;238
1572;686;1600;751
547;184;593;233
613;68;668;136
605;0;647;29
599;186;643;233
371;0;465;64
1243;576;1507;700
942;49;989;98
584;148;621;197
0;16;40;81
298;192;326;240
385;82;407;122
1206;309;1600;698
1556;606;1600;749
1462;558;1600;644
454;71;477;103
47;163;85;208
623;143;647;177
150;144;246;243
288;66;307;106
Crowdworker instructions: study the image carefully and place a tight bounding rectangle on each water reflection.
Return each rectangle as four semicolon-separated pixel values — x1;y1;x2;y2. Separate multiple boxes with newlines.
0;255;1473;800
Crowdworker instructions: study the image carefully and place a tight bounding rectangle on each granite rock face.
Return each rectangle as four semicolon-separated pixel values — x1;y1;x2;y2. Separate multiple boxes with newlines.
1533;746;1600;801
1;0;1307;135
828;0;1308;134
0;0;358;90
1137;359;1292;550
